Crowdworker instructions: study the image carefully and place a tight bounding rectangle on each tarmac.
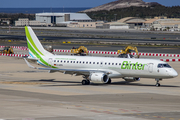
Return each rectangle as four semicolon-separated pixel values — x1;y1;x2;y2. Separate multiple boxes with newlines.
0;55;180;120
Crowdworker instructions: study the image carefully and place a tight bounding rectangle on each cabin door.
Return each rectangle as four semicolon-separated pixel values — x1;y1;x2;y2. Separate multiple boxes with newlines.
148;63;153;73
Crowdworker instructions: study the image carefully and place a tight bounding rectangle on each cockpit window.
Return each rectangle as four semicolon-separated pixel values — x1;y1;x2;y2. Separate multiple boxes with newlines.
157;64;171;68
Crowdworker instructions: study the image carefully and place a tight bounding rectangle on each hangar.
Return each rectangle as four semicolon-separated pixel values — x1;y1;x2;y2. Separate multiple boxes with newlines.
117;17;146;29
36;13;92;25
105;17;146;29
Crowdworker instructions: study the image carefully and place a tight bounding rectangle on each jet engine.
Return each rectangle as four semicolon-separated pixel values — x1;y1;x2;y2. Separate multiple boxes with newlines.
89;73;109;83
123;77;140;82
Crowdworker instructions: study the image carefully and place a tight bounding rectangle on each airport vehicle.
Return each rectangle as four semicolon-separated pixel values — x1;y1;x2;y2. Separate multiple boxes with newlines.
24;26;178;87
117;46;139;58
71;46;88;56
0;46;14;54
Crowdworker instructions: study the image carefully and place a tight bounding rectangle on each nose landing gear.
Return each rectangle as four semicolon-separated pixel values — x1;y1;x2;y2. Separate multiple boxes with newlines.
155;78;162;87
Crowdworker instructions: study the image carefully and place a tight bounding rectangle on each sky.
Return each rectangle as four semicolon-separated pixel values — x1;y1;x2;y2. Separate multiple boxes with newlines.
0;0;180;8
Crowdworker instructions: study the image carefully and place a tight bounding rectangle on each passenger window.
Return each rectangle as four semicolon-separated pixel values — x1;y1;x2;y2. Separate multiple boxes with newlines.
67;61;69;63
101;62;103;65
89;62;91;64
73;61;75;63
54;60;56;62
64;61;66;63
93;62;95;64
97;62;99;64
79;61;81;64
116;63;117;65
70;61;72;63
57;60;59;62
83;61;85;64
105;62;107;65
109;63;110;65
86;62;88;64
61;60;63;63
77;61;78;63
112;63;114;65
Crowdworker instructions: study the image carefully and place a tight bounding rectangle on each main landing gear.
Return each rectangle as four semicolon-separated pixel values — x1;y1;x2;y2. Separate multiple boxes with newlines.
155;78;162;87
82;75;90;85
82;79;90;85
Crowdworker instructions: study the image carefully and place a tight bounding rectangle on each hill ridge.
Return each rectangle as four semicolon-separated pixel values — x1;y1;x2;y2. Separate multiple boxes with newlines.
82;0;161;12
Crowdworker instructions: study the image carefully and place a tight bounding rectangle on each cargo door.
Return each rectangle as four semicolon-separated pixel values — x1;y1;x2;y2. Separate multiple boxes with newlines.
48;58;53;67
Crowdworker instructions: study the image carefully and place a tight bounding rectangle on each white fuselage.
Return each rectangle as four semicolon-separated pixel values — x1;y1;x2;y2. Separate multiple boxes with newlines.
40;55;178;79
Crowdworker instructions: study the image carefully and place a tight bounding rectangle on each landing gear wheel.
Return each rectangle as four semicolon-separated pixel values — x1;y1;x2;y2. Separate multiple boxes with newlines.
87;80;90;85
156;83;160;87
155;78;161;87
82;80;90;85
107;78;111;84
82;80;87;85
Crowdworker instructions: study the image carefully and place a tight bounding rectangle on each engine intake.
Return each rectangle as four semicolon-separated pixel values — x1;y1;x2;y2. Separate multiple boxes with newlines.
123;77;140;82
89;73;109;83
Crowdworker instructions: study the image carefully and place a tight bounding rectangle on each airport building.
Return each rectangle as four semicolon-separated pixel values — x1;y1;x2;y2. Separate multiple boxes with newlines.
15;18;52;26
143;18;180;31
104;17;146;29
15;13;92;27
67;21;104;28
35;13;92;25
0;18;11;25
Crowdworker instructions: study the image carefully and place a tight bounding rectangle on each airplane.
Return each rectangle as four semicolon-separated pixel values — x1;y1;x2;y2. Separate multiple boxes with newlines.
24;26;178;87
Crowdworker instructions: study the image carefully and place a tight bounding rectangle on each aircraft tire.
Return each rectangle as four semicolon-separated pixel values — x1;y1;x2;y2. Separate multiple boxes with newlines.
87;80;90;85
82;80;87;85
82;80;90;85
156;83;160;87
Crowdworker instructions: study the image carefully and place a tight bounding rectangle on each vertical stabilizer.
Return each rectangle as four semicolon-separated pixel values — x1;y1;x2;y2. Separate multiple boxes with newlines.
25;26;53;58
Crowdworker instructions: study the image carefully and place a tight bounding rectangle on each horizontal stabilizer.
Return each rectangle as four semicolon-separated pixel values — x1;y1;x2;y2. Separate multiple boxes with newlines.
24;58;37;69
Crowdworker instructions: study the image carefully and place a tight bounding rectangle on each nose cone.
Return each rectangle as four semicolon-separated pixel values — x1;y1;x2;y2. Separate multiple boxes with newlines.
170;69;178;78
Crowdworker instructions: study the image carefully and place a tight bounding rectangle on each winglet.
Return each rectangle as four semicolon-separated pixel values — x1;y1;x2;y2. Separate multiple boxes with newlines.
24;58;37;69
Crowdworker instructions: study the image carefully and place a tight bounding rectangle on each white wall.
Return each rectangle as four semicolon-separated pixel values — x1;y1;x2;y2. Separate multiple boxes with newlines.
110;26;129;29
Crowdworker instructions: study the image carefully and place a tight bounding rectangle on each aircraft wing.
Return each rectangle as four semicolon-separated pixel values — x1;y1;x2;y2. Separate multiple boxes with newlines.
24;58;111;76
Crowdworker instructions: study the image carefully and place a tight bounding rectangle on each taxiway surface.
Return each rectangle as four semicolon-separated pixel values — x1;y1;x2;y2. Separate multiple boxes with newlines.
0;56;180;120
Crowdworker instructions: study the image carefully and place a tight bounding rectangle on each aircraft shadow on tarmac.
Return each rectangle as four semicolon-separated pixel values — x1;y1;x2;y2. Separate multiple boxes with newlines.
27;79;180;88
110;81;180;88
30;79;83;87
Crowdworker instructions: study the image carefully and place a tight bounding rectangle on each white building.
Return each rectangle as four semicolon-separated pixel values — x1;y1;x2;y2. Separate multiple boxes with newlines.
15;18;29;26
109;22;129;29
35;13;92;24
15;18;52;26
